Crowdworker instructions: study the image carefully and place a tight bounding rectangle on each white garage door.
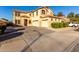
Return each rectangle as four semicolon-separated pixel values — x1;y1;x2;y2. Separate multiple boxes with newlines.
41;20;48;27
33;21;39;27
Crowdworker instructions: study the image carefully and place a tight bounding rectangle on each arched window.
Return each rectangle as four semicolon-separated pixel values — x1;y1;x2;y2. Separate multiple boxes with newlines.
41;10;45;15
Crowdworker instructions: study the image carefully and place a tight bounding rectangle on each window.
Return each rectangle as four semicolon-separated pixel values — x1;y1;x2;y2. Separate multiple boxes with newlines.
42;19;48;21
33;20;38;22
15;20;17;24
18;20;20;24
41;10;45;15
55;19;57;21
29;14;31;16
36;11;38;16
15;12;20;16
51;18;52;21
29;20;31;24
32;12;34;17
15;20;20;24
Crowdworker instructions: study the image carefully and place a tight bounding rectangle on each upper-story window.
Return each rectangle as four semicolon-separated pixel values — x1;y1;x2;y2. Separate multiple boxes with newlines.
41;10;45;15
15;12;20;16
29;13;31;16
55;19;57;21
36;11;38;16
32;12;34;17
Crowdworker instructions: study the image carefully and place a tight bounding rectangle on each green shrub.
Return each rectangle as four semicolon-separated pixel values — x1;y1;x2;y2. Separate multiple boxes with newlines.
7;22;14;26
59;22;63;28
51;22;68;28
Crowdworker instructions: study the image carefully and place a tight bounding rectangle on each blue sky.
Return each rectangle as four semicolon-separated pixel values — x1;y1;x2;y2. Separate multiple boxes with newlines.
0;6;79;21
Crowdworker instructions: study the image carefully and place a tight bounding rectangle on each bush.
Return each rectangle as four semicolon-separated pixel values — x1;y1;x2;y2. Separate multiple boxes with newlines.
0;25;7;34
51;22;68;28
7;22;14;26
59;22;63;28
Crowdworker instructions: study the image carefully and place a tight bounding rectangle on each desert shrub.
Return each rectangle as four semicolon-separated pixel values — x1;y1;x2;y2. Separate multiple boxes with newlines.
51;22;68;28
64;22;68;27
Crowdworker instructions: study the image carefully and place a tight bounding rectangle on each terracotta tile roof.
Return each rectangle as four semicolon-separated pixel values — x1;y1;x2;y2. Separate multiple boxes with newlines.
31;6;49;12
14;6;49;13
40;15;64;19
14;10;30;13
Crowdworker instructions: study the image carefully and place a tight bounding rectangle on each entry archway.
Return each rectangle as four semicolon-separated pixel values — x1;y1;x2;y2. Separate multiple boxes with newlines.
24;19;28;26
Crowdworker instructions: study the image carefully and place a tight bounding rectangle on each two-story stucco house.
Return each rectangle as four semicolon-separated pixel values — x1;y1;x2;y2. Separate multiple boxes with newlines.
13;7;70;28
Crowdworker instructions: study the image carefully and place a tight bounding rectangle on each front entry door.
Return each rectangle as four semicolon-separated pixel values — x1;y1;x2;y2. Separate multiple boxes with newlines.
24;19;28;26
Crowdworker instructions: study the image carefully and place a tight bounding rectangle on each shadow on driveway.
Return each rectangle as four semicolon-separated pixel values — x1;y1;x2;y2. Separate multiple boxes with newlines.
4;27;25;34
0;32;24;42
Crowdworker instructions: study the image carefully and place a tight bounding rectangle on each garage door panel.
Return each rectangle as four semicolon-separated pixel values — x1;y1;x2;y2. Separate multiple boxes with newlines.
33;22;39;27
41;21;48;27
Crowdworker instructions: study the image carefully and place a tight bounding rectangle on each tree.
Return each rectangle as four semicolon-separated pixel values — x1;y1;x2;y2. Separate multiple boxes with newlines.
67;12;75;22
0;25;7;34
75;14;79;23
67;12;75;18
75;14;79;18
57;12;64;16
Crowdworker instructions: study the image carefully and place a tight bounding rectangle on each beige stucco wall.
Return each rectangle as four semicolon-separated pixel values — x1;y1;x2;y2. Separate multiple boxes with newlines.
20;17;25;26
13;11;31;26
29;7;54;27
41;17;51;28
13;11;15;24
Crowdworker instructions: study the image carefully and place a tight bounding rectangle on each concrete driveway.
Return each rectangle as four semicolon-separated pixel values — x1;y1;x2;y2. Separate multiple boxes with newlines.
0;26;79;52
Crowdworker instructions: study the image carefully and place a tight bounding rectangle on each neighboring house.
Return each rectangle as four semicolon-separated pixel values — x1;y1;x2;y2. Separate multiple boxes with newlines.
13;7;70;28
0;18;8;25
58;16;70;23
